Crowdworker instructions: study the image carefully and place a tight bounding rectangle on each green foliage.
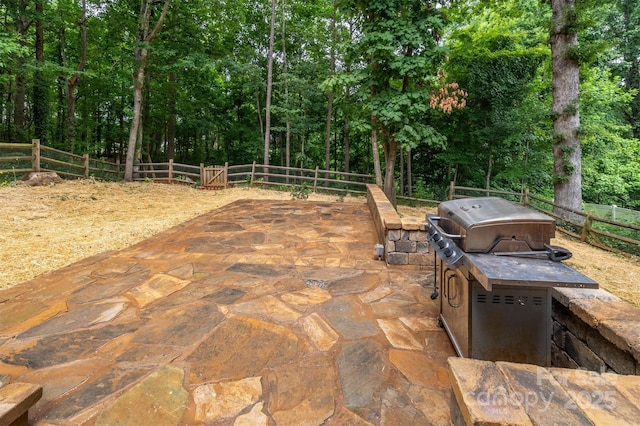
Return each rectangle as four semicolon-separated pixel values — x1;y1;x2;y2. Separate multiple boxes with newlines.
290;182;311;199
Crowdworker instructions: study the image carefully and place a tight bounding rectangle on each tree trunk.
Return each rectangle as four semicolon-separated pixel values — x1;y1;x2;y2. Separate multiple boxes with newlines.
66;0;87;154
550;0;582;219
124;0;171;181
34;0;48;144
406;149;412;197
324;2;336;185
382;127;397;206
371;114;382;187
13;0;29;141
485;140;493;191
263;0;277;176
281;0;291;181
167;70;176;160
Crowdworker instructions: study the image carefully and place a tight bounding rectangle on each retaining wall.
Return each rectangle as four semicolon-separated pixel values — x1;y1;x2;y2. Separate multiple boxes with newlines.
552;287;640;375
366;184;433;267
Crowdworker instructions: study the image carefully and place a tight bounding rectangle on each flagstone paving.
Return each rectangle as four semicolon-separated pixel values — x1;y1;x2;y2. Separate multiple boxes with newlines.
0;199;455;425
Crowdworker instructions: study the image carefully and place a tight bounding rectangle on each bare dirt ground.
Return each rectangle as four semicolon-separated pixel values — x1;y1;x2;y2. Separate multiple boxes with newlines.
1;180;639;307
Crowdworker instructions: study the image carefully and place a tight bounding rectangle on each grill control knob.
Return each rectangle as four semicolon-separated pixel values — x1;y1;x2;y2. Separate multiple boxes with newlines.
437;239;447;249
443;247;453;257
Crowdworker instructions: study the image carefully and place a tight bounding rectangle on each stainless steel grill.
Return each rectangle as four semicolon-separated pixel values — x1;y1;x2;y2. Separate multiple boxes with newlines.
426;197;598;366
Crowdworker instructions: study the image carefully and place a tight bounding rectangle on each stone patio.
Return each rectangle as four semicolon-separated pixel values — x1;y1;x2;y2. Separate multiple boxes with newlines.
0;199;455;425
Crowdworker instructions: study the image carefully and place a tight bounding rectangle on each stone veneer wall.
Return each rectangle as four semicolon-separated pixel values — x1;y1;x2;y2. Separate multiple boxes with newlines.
552;287;640;375
365;184;432;267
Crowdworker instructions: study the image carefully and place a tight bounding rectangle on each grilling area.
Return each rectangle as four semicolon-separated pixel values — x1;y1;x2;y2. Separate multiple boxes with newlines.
0;185;639;425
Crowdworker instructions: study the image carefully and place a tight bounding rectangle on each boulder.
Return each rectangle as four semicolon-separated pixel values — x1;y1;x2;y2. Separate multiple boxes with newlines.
22;172;63;186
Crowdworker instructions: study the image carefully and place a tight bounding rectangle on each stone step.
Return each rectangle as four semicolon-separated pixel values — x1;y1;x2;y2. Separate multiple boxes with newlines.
448;357;640;426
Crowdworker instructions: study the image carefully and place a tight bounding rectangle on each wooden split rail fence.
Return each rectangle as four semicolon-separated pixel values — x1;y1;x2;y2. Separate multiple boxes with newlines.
1;140;637;255
449;183;640;255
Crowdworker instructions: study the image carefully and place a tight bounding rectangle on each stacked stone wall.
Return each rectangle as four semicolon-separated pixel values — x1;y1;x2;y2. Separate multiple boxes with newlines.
365;184;433;268
551;287;640;375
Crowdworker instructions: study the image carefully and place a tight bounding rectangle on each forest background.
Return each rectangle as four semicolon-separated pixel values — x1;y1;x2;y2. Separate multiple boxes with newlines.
1;0;639;208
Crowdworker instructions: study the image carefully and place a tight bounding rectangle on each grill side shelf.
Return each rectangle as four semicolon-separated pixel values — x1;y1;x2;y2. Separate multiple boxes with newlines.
463;253;599;291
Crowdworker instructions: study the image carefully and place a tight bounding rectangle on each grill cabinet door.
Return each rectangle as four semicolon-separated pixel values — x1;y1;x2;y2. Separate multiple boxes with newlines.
471;282;551;366
439;262;470;357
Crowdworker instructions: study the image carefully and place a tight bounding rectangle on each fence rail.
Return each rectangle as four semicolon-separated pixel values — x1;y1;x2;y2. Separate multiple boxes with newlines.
1;141;637;255
449;184;640;255
0;140;122;181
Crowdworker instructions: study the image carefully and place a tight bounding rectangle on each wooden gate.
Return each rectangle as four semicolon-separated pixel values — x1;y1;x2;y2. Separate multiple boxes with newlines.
202;165;227;189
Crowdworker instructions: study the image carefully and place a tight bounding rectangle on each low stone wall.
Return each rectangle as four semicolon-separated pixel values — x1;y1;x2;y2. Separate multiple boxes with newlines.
552;287;640;375
365;184;433;267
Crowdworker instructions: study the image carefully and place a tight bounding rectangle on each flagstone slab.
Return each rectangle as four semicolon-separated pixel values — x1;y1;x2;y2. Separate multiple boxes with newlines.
187;316;299;384
497;361;592;426
406;385;452;426
368;293;424;317
551;367;640;425
18;303;126;339
230;295;303;323
327;273;381;296
380;387;431;425
0;300;67;336
44;366;153;421
115;343;182;367
324;407;374;425
399;315;441;332
203;221;245;233
300;268;364;289
1;323;140;369
132;301;224;346
265;355;336;426
322;297;379;340
69;273;149;304
90;259;140;279
203;287;247;304
338;341;384;412
300;313;339;351
94;365;188;426
226;263;294;278
377;319;423;350
358;285;393;304
17;358;111;419
389;349;449;389
126;273;191;308
280;287;332;308
234;402;269;426
193;376;262;421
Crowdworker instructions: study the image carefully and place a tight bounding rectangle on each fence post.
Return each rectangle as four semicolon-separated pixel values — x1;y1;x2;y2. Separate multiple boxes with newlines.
200;163;205;187
581;211;593;242
32;139;41;172
314;166;319;193
250;161;256;187
524;188;530;207
168;159;174;183
83;154;89;178
449;181;455;200
224;162;228;189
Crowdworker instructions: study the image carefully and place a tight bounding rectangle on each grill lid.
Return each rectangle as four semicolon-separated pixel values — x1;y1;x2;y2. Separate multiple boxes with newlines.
438;197;554;231
436;197;556;253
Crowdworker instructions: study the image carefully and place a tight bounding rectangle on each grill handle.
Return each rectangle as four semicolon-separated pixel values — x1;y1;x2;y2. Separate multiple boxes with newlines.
426;215;463;240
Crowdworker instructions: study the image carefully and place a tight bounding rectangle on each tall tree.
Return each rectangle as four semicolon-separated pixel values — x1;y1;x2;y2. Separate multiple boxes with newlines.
33;0;48;143
550;0;582;218
124;0;171;181
263;0;277;173
355;0;449;204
